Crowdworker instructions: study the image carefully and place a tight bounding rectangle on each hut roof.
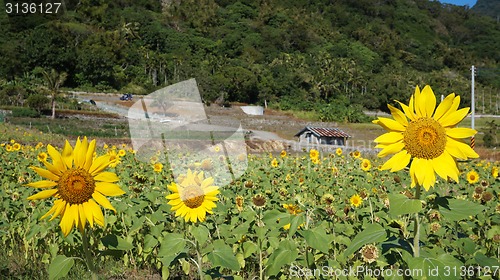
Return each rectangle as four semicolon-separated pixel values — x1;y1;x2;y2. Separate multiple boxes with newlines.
294;126;351;138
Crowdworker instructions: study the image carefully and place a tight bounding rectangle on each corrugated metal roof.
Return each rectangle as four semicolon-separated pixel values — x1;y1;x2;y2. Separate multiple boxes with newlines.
295;126;351;138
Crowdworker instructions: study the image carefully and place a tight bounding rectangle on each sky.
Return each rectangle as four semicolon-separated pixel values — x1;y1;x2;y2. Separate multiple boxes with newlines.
439;0;477;7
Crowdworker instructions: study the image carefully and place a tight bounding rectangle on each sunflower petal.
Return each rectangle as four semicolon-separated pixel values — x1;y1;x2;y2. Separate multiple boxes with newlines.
395;100;417;121
83;202;94;228
88;199;105;227
94;172;120;183
40;203;58;220
25;180;57;188
27;189;58;200
84;139;96;171
374;132;404;144
446;138;479;160
376;117;406;132
30;166;59;181
409;159;418;188
388;104;408;127
78;204;87;231
413;85;425;117
60;204;77;237
432;152;459;182
446;127;477;139
61;140;74;169
89;154;112;176
74;137;89;168
49;200;67;222
95;182;126;196
421;85;436;118
46;144;66;174
92;192;117;213
433;93;455;121
377;141;405;158
42;161;63;177
421;159;435;191
381;150;411;172
439;107;470;127
439;95;461;123
413;158;426;187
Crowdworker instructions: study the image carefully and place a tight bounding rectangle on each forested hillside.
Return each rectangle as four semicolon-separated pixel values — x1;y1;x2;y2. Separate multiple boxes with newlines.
1;0;499;120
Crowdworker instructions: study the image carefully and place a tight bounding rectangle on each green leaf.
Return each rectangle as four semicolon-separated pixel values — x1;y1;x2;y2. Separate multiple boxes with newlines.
191;225;210;245
158;233;186;257
301;227;330;253
262;209;289;228
242;241;258;258
406;251;463;280
388;193;422;217
474;252;500;267
206;239;240;271
344;224;386;257
101;234;134;250
266;239;299;276
436;197;485;221
288;214;304;237
144;234;158;251
48;255;74;280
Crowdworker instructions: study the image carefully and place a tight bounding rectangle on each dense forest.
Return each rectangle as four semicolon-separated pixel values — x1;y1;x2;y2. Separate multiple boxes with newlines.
0;0;499;121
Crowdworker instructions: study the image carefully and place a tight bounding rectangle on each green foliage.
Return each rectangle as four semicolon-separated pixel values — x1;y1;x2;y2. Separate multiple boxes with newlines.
0;0;499;116
26;94;49;113
11;107;40;118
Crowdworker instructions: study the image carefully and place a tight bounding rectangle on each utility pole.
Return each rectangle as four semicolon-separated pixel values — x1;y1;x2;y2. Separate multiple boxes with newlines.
471;65;476;150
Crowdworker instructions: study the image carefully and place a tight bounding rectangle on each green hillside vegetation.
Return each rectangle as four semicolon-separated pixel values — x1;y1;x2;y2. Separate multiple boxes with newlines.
0;0;499;121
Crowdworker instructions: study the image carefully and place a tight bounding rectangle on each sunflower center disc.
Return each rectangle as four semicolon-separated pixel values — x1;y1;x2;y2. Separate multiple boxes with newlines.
58;168;95;204
403;117;446;159
181;185;205;209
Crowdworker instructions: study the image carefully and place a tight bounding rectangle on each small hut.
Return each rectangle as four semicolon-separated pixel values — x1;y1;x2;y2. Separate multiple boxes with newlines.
295;126;351;146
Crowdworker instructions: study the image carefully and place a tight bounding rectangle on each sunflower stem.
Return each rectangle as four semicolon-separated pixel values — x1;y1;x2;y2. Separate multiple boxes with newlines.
195;240;204;280
413;184;421;258
82;228;98;280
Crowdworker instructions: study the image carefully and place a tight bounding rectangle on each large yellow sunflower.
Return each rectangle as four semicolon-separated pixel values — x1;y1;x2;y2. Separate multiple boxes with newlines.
374;85;478;191
27;137;125;236
166;169;219;223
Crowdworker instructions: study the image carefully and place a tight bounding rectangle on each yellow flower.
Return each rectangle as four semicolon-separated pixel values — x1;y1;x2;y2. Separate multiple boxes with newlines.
235;195;244;212
12;143;21;151
107;150;121;167
467;171;479;184
360;159;371;171
26;137;125;236
352;150;361;158
10;139;15;144
35;142;44;150
118;149;126;157
336;148;342;156
309;149;319;160
373;85;479;191
166;169;219;223
350;194;363;208
213;145;221;153
283;204;304;230
332;166;338;174
37;152;48;162
311;157;321;165
153;162;163;173
271;158;279;167
5;144;12;152
492;166;498;178
280;150;287;158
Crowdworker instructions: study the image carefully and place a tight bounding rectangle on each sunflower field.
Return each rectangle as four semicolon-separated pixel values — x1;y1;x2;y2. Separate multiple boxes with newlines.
1;137;499;279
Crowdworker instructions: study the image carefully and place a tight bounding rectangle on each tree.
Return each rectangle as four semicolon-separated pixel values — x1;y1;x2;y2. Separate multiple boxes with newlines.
36;68;67;119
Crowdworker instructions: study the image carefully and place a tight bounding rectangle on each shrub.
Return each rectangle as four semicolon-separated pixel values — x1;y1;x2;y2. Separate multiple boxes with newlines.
11;107;40;118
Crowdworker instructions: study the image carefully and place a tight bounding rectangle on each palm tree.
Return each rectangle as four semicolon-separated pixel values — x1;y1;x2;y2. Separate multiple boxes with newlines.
38;68;67;119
